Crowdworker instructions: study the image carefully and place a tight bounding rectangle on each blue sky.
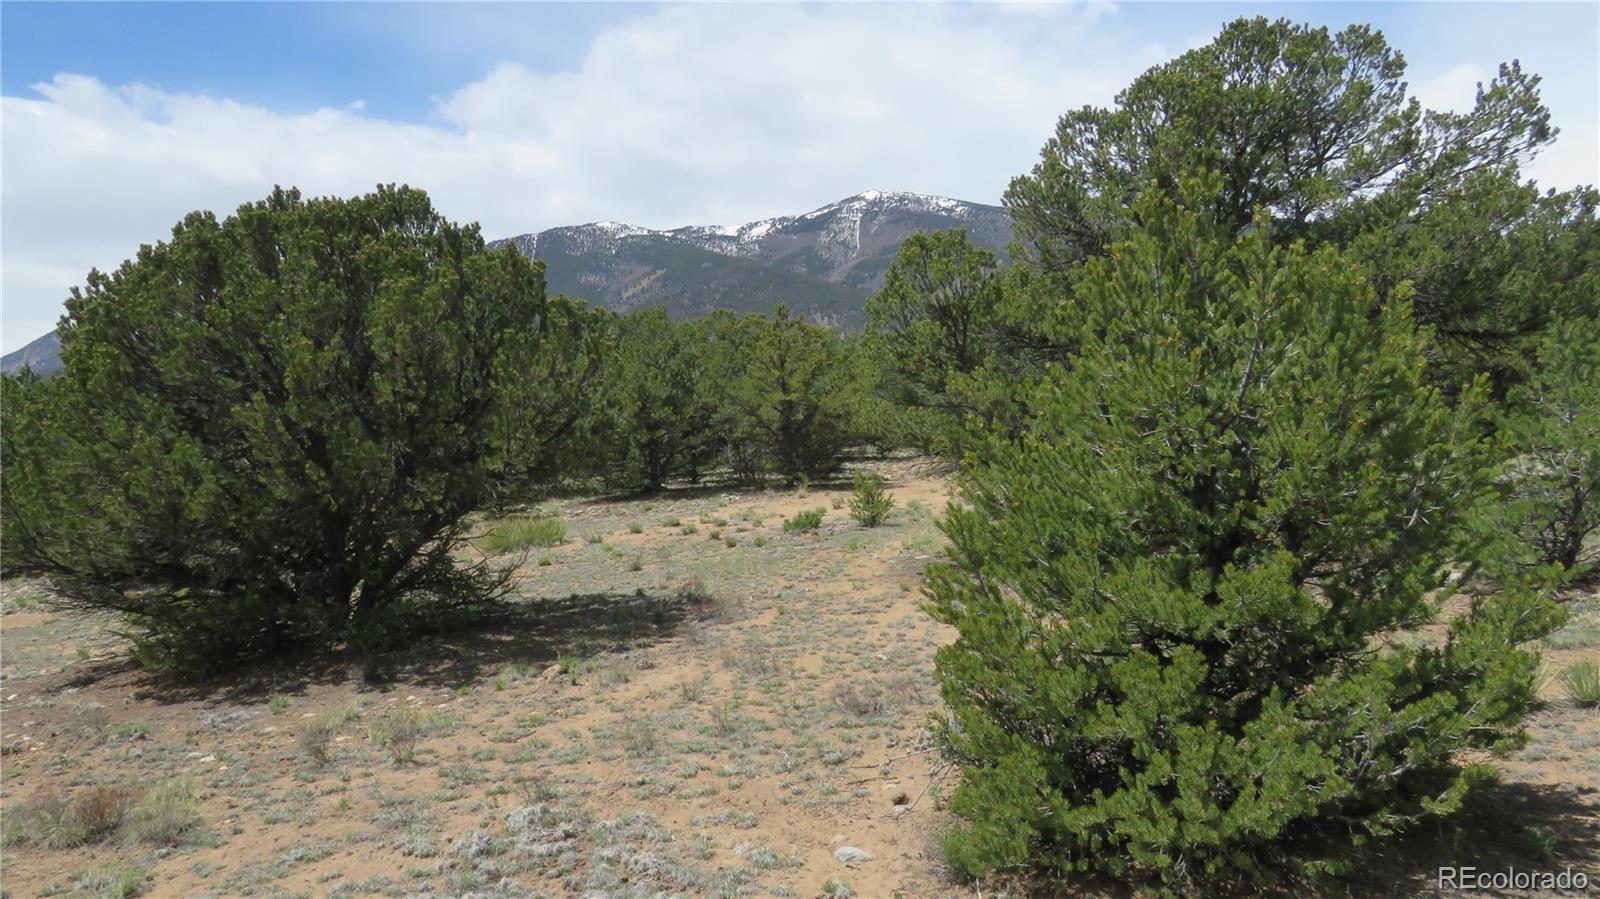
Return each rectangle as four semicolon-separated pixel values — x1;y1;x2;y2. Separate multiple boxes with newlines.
3;2;1597;351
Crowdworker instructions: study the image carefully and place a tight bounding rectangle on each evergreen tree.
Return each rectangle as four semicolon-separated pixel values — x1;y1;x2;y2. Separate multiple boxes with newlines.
1502;316;1600;579
928;186;1560;885
8;185;589;670
718;307;867;485
1;372;75;572
606;307;722;491
999;16;1588;395
866;229;1004;452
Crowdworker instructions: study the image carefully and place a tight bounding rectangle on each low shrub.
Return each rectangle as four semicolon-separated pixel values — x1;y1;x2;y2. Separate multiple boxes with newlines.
783;509;824;533
848;472;895;527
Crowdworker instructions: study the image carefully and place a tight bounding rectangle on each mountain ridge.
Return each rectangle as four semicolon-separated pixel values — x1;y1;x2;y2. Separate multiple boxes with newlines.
2;190;1012;375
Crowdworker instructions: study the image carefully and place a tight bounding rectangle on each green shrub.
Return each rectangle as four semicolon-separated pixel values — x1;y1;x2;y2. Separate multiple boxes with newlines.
1558;662;1600;707
928;190;1558;886
848;473;895;527
783;509;824;533
2;186;598;671
482;514;566;552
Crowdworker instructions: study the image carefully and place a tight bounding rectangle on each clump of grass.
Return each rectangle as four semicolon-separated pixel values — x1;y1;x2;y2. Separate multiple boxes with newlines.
832;680;904;719
371;708;453;765
1559;661;1600;707
266;692;292;714
3;786;138;849
123;778;201;846
70;863;148;899
821;879;853;898
848;472;895;527
300;712;343;764
621;720;660;758
629;522;645;534
783;509;825;533
482;513;566;552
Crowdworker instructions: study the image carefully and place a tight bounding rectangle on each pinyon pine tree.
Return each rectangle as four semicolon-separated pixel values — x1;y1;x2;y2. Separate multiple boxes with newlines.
6;185;586;670
1502;316;1600;579
928;185;1561;886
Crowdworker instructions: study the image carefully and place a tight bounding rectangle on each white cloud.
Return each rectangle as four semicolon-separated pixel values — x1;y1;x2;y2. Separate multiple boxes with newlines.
1412;62;1487;113
2;3;1158;350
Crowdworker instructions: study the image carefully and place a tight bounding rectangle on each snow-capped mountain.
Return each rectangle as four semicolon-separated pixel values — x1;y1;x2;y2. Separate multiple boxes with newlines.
2;191;1013;375
494;190;1013;325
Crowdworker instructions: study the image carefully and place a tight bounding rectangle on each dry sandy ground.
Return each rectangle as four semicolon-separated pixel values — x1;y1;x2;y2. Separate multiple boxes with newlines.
1;458;1596;898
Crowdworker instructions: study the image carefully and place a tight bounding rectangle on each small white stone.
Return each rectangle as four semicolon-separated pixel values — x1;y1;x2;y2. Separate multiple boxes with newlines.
835;846;873;863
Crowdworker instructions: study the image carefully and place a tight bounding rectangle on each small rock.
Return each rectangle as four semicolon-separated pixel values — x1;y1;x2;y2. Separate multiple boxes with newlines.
834;846;873;864
198;754;217;763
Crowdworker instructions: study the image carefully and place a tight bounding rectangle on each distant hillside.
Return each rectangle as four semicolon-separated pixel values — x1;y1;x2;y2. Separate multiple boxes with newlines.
2;190;1013;375
496;190;1013;328
0;330;61;377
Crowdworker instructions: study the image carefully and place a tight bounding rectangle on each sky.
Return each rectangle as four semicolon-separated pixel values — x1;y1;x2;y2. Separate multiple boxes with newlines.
3;2;1597;353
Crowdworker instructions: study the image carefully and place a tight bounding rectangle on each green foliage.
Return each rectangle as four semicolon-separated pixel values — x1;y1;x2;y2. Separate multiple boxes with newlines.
1;371;74;572
705;306;870;485
928;189;1560;886
603;307;724;490
847;472;895;527
5;185;587;671
1500;316;1600;578
481;513;568;553
1557;662;1600;708
1005;17;1548;272
999;16;1592;398
782;509;824;533
866;229;1004;451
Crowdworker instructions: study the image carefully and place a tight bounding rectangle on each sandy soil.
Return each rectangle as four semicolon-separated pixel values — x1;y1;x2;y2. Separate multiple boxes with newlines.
1;458;1596;898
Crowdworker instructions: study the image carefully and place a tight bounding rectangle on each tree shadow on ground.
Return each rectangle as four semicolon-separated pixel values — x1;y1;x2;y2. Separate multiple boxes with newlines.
49;588;711;707
1345;778;1600;897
